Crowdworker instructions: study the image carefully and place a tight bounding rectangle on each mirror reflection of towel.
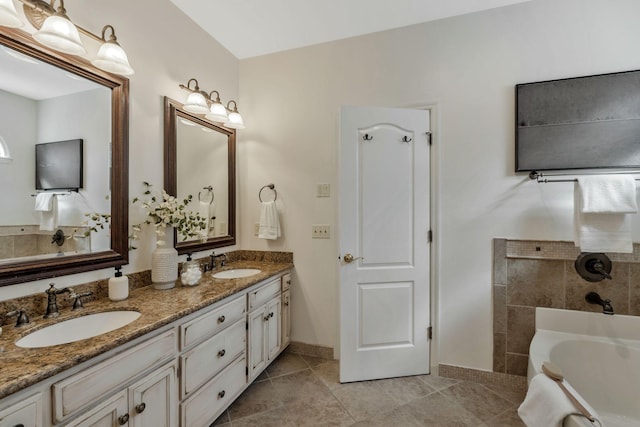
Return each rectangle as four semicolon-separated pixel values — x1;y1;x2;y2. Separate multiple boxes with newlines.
35;193;57;231
258;201;280;240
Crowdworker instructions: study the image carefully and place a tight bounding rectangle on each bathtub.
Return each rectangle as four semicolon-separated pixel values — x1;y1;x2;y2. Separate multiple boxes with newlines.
527;308;640;427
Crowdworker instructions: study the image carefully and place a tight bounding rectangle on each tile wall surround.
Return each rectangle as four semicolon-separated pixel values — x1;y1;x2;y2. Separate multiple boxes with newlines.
0;225;91;259
493;238;640;376
0;250;293;326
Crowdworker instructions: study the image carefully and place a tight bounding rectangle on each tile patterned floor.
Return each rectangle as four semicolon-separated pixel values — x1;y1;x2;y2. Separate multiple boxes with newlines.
211;350;527;426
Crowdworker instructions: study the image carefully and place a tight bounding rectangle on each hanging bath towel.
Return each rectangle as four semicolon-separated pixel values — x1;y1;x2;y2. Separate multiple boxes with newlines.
574;176;637;253
35;192;57;231
258;200;281;240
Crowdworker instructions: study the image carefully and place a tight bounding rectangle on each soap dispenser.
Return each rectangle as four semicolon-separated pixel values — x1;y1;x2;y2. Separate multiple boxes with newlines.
108;266;129;301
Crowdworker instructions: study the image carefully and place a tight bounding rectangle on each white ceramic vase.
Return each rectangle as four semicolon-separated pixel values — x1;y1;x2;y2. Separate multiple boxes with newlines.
152;245;178;290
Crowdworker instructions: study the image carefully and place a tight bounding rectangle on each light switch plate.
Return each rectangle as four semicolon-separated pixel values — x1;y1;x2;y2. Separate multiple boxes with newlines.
317;183;330;198
311;224;330;239
254;223;260;236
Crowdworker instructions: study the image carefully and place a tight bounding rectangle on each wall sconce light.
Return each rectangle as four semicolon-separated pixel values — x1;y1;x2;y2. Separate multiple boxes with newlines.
179;79;245;129
225;100;245;129
0;0;134;76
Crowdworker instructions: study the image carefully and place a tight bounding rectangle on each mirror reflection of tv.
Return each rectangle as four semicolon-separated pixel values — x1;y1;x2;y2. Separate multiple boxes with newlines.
35;139;83;190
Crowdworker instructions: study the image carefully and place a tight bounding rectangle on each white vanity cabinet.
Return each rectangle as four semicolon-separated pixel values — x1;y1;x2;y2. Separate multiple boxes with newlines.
178;295;247;427
0;392;42;427
0;269;293;427
247;278;282;380
53;329;178;427
281;273;291;347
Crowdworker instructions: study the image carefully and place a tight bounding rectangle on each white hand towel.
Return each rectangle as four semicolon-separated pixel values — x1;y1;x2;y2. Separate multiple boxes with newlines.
518;373;601;427
578;176;637;213
258;201;281;240
574;177;637;253
35;193;57;231
34;193;54;211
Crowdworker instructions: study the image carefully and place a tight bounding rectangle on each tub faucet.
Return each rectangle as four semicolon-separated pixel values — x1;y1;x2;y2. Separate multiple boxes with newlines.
44;283;70;318
585;292;614;315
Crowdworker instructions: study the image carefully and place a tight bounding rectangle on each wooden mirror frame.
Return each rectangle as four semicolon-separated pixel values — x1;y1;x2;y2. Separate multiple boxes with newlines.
0;27;129;286
164;97;236;253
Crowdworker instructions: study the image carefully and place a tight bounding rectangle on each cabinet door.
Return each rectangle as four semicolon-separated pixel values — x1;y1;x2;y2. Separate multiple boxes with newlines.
247;307;268;380
129;361;177;427
282;289;291;347
65;390;128;427
0;393;42;427
266;296;282;360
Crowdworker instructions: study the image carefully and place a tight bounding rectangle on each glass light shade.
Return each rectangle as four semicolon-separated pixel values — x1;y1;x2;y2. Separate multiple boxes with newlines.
226;111;245;129
0;135;12;163
92;41;134;76
33;14;86;56
183;92;209;114
206;102;229;123
0;0;23;28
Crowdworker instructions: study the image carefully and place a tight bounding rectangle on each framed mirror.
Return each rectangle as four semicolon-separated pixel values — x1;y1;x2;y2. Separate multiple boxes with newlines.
164;97;236;253
0;27;129;286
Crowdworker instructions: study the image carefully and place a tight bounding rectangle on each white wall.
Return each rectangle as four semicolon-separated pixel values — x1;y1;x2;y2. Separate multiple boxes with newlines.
0;89;36;224
238;0;640;370
0;0;239;300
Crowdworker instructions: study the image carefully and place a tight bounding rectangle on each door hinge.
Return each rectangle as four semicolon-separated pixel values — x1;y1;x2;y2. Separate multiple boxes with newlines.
426;131;432;145
427;326;433;340
428;229;433;243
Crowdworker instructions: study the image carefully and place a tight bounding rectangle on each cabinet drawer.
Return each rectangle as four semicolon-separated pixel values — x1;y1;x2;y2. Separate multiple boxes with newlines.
52;328;177;423
248;278;280;310
281;273;291;291
180;355;246;427
180;295;245;349
180;319;246;398
0;392;42;427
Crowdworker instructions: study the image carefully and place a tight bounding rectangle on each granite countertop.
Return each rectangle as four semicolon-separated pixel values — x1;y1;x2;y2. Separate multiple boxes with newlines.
0;259;293;400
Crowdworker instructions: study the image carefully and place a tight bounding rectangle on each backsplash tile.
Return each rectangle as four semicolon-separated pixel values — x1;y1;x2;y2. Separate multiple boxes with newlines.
493;239;640;376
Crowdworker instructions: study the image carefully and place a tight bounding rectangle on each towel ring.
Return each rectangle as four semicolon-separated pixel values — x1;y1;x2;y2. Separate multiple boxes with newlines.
259;184;277;202
198;186;214;205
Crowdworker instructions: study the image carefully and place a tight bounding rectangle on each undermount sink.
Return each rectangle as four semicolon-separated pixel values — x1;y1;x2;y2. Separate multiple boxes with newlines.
212;268;262;279
15;310;141;348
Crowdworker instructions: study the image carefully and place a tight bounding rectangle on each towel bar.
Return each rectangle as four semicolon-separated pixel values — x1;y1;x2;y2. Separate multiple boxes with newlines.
529;170;640;183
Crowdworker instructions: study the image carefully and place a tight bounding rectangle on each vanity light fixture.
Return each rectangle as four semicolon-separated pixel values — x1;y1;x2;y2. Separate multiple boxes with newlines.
32;0;85;55
225;100;245;129
0;135;13;163
178;79;245;129
179;78;210;115
205;90;229;123
0;0;135;76
90;25;134;76
0;0;22;27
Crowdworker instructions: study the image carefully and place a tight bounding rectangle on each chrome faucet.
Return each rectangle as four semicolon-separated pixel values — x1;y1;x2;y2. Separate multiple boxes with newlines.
585;292;614;315
44;283;70;318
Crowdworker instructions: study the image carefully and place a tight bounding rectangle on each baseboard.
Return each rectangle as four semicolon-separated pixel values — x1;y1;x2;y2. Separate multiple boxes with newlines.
288;341;334;360
439;364;527;391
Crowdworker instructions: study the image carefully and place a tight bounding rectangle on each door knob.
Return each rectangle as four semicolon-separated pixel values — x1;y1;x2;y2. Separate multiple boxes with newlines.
343;253;363;263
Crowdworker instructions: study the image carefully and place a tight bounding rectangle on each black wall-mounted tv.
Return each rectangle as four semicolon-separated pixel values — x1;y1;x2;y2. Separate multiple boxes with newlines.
35;139;83;190
515;69;640;172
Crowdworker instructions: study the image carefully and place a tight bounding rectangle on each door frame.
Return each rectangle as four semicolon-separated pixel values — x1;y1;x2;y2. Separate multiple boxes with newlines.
335;101;442;374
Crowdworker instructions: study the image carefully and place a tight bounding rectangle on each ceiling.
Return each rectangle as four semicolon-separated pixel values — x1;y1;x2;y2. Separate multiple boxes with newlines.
170;0;533;59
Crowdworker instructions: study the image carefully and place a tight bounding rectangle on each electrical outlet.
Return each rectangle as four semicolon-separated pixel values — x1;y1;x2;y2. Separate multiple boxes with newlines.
317;183;330;197
312;224;330;239
254;223;260;236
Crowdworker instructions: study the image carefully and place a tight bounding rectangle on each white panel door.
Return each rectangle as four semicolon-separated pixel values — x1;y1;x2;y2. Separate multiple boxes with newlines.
339;105;430;382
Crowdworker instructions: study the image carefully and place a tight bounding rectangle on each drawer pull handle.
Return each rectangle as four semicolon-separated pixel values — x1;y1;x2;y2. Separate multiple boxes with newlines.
218;349;226;357
218;390;226;399
286;279;291;285
14;425;25;427
264;315;270;321
118;413;129;425
218;315;226;323
136;402;146;414
269;312;274;318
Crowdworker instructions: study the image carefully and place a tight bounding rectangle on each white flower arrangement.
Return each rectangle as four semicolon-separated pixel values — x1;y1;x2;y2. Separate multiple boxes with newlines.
130;182;207;249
